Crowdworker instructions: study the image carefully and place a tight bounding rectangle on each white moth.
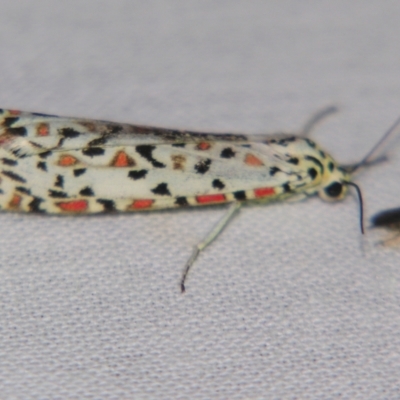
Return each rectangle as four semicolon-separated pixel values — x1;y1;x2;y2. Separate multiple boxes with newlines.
0;107;397;290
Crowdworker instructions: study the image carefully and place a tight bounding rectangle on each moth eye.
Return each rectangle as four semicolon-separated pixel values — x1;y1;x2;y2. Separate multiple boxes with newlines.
324;182;343;198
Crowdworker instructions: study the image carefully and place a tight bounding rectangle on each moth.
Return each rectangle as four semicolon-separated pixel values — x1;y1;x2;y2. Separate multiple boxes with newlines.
370;207;400;246
0;107;397;291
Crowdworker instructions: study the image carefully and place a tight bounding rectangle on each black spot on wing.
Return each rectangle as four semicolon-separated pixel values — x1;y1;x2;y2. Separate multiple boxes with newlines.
328;162;334;172
97;199;115;212
55;175;64;188
6;127;27;136
82;147;105;157
29;141;44;149
2;158;17;166
194;158;211;174
49;190;68;198
128;169;148;180
88;137;107;146
172;143;186;147
287;157;299;165
283;183;291;193
3;117;19;127
136;145;166;168
79;187;94;196
212;179;225;190
304;155;324;173
28;197;45;212
233;190;246;201
175;197;189;206
2;170;26;183
10;148;26;158
39;150;53;159
151;183;171;196
73;168;87;177
220;147;235;158
37;161;47;171
60;128;81;138
16;186;31;195
270;166;281;176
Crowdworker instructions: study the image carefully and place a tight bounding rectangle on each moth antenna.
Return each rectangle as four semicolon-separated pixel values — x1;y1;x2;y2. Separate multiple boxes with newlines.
349;115;400;173
301;105;339;137
344;181;364;234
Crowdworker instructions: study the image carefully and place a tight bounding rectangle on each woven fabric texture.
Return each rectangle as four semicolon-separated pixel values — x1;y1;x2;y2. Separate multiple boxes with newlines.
1;1;400;398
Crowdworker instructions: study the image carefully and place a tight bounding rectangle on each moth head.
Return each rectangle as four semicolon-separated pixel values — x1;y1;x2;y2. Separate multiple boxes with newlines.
318;164;349;202
318;162;364;234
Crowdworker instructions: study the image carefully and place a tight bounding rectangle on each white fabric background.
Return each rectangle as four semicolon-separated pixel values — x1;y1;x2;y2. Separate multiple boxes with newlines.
1;1;400;398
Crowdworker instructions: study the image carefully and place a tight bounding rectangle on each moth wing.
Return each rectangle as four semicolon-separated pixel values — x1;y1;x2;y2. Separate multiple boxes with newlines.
0;110;250;158
0;110;318;213
142;141;313;195
37;141;313;202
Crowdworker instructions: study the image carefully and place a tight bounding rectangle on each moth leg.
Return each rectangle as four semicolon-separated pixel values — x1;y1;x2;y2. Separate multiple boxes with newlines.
301;105;339;137
284;192;309;203
180;201;242;292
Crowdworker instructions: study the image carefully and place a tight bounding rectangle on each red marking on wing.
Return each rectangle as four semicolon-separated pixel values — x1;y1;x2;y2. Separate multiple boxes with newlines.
57;200;88;212
244;153;264;166
58;155;79;166
111;151;135;167
254;187;275;198
197;142;211;150
0;136;12;146
129;199;154;209
37;123;49;136
9;194;21;208
196;194;226;204
9;110;21;115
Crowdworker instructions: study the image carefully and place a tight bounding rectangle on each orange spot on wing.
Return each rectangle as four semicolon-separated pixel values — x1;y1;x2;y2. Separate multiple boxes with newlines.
245;153;264;166
9;110;21;115
58;155;78;166
36;123;49;136
254;187;275;198
197;142;211;150
57;200;88;212
196;194;226;204
9;194;21;208
111;151;135;167
129;199;154;209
